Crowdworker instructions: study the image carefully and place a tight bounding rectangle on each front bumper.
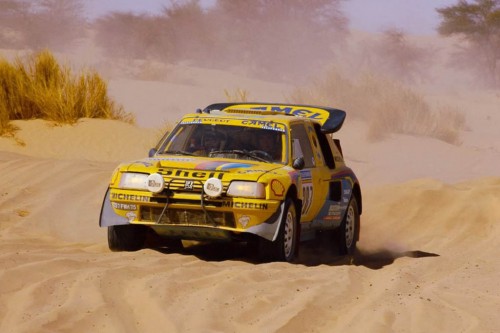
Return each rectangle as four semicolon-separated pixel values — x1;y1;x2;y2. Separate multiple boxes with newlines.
99;188;285;241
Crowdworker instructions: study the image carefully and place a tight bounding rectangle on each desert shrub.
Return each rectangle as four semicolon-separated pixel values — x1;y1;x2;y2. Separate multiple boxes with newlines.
207;0;348;81
0;57;38;120
437;0;500;87
0;49;134;134
289;69;465;144
160;0;212;63
93;1;212;65
224;88;249;102
155;120;176;143
358;28;433;84
0;87;15;135
0;0;85;51
91;1;347;81
94;12;168;60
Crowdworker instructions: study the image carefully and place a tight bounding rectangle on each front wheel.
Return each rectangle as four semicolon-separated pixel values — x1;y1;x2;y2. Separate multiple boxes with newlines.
258;198;298;262
337;197;359;255
108;224;147;252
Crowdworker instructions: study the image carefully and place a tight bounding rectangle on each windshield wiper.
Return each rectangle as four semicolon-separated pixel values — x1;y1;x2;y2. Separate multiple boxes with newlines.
209;149;270;163
163;150;196;156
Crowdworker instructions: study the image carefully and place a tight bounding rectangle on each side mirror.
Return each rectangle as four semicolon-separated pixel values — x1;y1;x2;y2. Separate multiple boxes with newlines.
148;148;157;158
292;157;305;170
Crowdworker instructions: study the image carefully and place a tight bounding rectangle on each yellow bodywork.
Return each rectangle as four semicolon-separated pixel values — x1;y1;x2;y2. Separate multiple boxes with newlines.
100;104;359;243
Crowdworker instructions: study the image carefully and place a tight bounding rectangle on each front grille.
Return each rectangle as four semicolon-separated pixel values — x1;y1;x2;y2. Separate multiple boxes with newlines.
155;173;230;195
165;178;205;192
141;206;235;228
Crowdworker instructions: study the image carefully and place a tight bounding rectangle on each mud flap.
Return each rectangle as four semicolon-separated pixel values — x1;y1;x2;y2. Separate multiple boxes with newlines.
99;188;130;227
245;200;285;241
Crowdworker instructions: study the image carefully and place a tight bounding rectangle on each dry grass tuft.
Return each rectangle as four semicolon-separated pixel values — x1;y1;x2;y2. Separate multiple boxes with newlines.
156;120;176;142
224;88;249;102
0;49;134;135
289;69;466;144
15;209;30;217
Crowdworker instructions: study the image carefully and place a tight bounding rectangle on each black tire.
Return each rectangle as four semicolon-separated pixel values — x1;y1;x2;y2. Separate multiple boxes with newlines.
337;196;359;255
108;224;147;252
258;198;298;262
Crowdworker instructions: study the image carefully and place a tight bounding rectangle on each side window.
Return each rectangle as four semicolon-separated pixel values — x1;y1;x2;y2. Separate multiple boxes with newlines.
161;124;197;152
291;123;315;168
314;123;336;169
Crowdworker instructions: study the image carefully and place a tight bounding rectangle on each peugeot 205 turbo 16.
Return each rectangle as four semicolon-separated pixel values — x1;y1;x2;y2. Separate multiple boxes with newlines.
99;103;362;262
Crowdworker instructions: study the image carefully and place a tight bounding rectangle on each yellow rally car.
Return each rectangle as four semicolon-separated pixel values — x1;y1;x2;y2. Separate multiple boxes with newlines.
99;103;362;262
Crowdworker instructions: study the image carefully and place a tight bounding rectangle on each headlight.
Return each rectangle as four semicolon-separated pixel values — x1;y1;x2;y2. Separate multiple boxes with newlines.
227;181;265;198
119;173;148;190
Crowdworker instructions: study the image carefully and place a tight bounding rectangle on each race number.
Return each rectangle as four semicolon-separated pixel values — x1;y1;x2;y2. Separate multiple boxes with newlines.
301;183;313;216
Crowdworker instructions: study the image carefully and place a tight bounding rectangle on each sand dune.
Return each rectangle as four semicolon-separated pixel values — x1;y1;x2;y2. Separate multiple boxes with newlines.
1;112;499;332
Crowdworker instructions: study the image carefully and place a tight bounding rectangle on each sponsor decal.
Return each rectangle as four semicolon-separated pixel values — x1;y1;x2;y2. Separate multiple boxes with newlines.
239;215;250;228
301;183;313;215
236;169;270;174
220;163;254;170
271;179;285;196
328;204;341;216
300;169;312;181
147;173;165;193
321;204;342;221
152;157;195;162
323;215;340;221
185;180;194;190
222;202;269;210
159;168;224;179
204;178;223;197
112;202;137;210
111;193;150;202
240;120;286;132
180;118;202;124
194;161;227;171
182;118;230;124
126;211;136;222
288;170;300;182
231;105;328;122
200;118;230;123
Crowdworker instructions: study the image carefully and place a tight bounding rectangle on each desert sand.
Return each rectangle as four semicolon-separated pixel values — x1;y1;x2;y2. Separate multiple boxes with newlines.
2;45;500;333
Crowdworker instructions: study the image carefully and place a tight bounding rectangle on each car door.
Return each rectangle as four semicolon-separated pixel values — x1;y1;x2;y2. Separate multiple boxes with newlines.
290;122;330;223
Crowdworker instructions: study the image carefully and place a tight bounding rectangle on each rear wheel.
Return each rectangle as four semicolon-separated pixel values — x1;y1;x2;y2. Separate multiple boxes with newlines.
258;198;298;262
337;197;359;255
108;224;147;252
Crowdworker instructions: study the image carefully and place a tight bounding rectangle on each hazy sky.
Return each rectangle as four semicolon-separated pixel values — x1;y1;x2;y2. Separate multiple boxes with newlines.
85;0;459;35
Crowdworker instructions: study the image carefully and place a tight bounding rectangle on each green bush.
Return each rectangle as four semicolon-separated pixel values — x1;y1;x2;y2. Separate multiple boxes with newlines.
0;49;134;135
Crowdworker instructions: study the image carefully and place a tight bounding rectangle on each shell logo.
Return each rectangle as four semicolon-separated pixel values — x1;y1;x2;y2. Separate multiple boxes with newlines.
271;179;285;196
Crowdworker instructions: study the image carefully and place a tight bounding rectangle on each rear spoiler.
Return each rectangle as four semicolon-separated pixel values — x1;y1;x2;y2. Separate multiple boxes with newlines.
203;103;346;134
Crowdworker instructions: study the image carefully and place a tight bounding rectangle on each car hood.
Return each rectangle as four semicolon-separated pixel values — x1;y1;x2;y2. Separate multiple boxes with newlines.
122;155;286;181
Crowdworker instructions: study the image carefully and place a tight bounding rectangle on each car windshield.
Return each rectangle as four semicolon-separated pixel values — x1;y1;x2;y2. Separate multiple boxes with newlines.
159;122;286;163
